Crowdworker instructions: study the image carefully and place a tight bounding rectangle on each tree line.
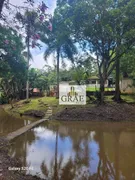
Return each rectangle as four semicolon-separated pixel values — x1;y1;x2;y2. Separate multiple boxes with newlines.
0;0;135;104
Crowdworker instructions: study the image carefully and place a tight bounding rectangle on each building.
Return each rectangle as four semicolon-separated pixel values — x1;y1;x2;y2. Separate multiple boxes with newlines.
86;76;113;88
32;88;41;96
120;78;135;94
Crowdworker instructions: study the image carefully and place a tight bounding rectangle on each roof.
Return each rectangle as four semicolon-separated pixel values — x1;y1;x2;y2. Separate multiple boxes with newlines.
59;81;69;84
88;76;99;80
33;88;40;93
88;76;113;80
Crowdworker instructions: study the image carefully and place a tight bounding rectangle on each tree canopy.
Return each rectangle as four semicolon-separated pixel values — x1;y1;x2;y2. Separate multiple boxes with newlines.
56;0;135;102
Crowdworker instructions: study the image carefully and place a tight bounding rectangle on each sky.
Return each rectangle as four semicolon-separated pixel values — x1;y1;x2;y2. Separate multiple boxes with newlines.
9;0;57;69
30;0;57;69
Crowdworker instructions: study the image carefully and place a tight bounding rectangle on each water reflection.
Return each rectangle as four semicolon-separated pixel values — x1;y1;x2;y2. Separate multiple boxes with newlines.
0;108;35;136
9;121;135;180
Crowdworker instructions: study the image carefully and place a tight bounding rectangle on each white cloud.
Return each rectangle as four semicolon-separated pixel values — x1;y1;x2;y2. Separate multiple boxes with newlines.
31;52;72;70
9;0;26;6
46;0;57;14
30;52;55;69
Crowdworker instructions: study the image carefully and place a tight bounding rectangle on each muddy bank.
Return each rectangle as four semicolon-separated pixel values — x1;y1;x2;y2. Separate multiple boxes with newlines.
53;103;135;121
23;110;45;118
0;138;42;180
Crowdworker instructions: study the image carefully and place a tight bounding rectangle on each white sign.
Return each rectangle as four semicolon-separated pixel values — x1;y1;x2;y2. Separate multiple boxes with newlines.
59;85;86;105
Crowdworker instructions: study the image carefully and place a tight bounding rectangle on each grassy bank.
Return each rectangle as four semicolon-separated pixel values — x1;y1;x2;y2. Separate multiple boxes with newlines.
3;96;93;118
3;94;135;119
105;94;135;103
4;97;58;116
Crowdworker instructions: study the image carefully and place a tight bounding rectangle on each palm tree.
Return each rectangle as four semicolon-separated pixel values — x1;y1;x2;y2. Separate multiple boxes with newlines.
23;50;33;100
17;7;48;100
42;9;77;98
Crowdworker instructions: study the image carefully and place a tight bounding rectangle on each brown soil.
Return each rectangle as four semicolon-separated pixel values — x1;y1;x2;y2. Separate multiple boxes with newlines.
53;102;135;121
0;137;42;180
23;110;45;118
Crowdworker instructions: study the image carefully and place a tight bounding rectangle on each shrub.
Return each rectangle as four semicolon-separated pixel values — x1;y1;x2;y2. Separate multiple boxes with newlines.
94;90;102;102
0;95;8;104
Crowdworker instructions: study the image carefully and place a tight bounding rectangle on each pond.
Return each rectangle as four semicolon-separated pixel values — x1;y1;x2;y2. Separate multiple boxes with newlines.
0;108;37;136
9;120;135;180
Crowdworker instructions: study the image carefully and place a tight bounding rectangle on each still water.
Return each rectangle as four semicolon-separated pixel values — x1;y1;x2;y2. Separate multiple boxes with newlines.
8;120;135;180
0;108;37;136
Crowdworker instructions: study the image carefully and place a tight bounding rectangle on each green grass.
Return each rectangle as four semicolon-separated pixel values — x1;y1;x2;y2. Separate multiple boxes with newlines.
4;93;135;120
86;87;115;91
5;97;58;114
121;94;135;103
4;96;93;118
86;87;99;91
105;94;135;103
20;97;58;113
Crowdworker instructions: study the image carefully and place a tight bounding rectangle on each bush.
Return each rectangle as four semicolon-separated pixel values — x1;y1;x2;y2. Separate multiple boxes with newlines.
0;95;8;104
94;90;102;102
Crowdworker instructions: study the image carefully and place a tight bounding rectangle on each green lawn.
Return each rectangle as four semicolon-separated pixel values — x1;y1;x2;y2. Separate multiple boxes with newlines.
86;87;115;91
4;97;58;114
18;97;58;113
121;94;135;103
5;96;94;117
105;94;135;103
4;93;135;119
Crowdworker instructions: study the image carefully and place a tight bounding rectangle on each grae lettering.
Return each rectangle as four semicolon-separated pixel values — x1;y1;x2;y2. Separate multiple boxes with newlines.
61;95;84;102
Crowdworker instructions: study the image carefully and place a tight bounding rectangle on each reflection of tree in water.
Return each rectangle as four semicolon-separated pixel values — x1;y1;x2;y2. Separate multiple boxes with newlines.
94;131;121;180
41;128;63;180
40;125;96;180
114;132;120;180
9;121;135;180
9;129;37;167
103;131;135;180
70;129;90;179
44;125;122;180
0;108;27;135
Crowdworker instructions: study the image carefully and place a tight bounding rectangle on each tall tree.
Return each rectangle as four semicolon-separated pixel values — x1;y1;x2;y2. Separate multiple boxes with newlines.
120;48;135;78
0;26;27;104
16;2;50;100
41;7;77;98
58;0;135;103
70;53;97;85
29;68;49;91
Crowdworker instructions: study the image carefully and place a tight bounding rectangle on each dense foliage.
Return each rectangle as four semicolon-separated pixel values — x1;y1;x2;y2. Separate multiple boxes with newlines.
0;0;135;104
0;26;27;102
55;0;135;102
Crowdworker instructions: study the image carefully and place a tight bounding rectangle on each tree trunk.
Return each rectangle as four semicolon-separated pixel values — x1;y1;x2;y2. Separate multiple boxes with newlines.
26;25;30;100
0;0;5;17
98;57;106;104
54;129;58;180
113;58;121;102
26;80;29;100
56;48;60;99
100;78;105;104
114;132;120;180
